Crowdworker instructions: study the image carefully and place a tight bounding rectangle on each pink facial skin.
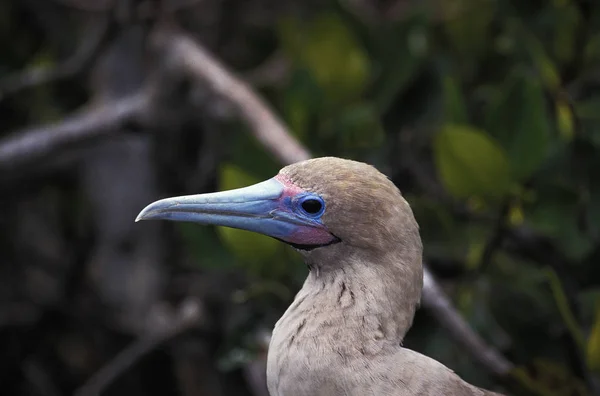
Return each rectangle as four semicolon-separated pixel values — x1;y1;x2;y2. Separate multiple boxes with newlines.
288;226;337;246
275;174;306;198
274;174;338;246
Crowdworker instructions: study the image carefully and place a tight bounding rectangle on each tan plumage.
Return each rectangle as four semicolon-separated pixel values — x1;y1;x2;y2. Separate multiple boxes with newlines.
267;158;504;395
136;156;506;395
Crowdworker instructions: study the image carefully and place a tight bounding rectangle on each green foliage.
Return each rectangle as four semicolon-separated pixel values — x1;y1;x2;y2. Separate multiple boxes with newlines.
433;125;512;199
555;99;575;141
588;299;600;374
584;34;600;66
11;0;599;392
278;12;385;157
545;268;586;351
442;75;468;124
441;0;495;58
552;2;581;65
526;33;562;92
511;359;589;396
322;102;385;153
282;69;323;141
370;15;429;114
278;13;370;105
270;4;600;388
158;1;600;392
485;68;551;180
526;184;593;260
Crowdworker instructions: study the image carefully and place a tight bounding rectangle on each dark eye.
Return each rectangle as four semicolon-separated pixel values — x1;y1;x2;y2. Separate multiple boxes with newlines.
301;198;323;215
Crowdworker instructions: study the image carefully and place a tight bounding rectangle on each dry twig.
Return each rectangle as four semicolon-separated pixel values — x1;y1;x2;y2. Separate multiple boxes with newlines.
0;93;147;171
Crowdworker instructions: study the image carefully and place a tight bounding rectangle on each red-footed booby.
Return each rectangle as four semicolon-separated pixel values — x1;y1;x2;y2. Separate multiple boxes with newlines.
136;157;505;396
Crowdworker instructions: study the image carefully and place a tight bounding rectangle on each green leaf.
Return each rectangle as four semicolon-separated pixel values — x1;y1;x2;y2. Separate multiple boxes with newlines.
371;16;428;114
442;75;468;124
574;97;600;147
216;164;280;265
587;180;600;240
527;35;561;91
575;97;600;121
587;300;600;374
555;99;575;141
511;359;589;396
584;34;600;66
545;267;585;352
526;185;593;260
485;69;551;180
278;13;371;104
433;125;512;199
553;3;581;64
326;102;385;152
282;69;323;142
441;0;495;57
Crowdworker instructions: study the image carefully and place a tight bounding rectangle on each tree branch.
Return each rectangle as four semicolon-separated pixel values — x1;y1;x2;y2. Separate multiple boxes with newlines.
153;26;311;166
422;268;513;377
156;26;514;380
0;92;147;171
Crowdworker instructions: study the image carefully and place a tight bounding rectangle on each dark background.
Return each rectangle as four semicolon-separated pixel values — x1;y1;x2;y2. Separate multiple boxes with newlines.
1;0;600;395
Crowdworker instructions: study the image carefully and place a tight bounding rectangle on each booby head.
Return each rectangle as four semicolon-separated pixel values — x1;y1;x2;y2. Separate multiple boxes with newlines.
136;157;422;267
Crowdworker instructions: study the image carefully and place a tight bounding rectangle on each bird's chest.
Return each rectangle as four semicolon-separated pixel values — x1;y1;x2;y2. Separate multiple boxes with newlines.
264;274;406;395
266;310;350;395
266;337;398;396
265;311;392;396
266;336;354;396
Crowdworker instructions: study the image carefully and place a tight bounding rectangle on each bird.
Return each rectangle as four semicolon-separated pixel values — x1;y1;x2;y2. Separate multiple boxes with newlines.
136;157;505;396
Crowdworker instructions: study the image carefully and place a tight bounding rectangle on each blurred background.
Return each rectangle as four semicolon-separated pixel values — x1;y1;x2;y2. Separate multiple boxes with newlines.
1;0;600;395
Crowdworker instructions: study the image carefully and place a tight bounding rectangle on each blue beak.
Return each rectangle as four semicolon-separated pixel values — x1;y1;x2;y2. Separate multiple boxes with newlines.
136;177;327;245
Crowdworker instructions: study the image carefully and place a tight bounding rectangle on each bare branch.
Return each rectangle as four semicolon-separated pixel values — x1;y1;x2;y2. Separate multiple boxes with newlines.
244;52;290;88
157;27;514;380
0;17;113;102
153;27;311;166
74;299;204;396
0;93;147;171
422;268;513;377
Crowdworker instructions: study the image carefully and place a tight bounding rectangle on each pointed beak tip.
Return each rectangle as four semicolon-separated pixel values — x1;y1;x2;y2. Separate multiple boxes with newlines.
132;178;287;229
135;204;155;223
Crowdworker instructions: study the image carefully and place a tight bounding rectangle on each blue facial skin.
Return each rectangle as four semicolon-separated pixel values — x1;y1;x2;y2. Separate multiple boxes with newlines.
283;193;325;222
135;177;332;245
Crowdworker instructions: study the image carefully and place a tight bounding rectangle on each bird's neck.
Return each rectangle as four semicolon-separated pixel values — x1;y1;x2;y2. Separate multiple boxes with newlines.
273;249;423;355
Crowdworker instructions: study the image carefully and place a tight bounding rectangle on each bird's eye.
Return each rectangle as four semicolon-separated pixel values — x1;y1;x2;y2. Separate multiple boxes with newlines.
300;197;324;216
